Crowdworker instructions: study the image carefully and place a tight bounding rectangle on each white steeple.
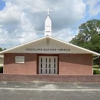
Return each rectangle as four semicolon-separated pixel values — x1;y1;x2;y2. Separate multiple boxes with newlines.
45;8;52;36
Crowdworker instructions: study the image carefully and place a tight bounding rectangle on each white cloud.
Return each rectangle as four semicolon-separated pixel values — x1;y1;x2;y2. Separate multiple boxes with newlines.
86;0;100;16
53;28;78;42
0;2;21;25
19;12;37;44
0;0;86;48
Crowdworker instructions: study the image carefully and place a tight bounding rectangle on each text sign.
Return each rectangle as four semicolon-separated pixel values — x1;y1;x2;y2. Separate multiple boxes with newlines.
25;48;70;51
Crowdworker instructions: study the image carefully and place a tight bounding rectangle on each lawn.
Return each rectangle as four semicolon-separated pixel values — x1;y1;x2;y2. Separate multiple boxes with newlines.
93;65;100;74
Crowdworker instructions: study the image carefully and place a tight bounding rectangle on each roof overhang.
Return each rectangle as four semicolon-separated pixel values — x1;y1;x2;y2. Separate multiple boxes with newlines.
0;36;100;56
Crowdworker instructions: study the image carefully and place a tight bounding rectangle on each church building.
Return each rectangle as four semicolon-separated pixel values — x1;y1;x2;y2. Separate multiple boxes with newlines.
0;9;100;75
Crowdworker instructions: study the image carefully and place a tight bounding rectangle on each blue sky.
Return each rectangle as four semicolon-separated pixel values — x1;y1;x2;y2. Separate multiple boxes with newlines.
0;0;5;10
0;0;100;49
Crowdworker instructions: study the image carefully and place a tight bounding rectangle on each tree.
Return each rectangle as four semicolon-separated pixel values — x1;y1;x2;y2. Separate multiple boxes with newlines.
0;47;3;51
0;47;6;51
70;19;100;66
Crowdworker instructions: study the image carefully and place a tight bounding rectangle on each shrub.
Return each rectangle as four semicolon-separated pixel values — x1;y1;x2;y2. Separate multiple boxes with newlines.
93;69;100;74
0;67;3;73
93;65;99;69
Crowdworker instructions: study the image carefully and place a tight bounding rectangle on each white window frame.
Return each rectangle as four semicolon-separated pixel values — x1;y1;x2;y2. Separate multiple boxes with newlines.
15;56;25;63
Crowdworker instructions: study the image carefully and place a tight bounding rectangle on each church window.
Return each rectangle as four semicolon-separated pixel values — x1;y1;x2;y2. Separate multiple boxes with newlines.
15;56;25;63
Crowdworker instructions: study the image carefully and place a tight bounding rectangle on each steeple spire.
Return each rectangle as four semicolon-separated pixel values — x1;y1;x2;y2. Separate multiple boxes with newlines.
45;8;52;36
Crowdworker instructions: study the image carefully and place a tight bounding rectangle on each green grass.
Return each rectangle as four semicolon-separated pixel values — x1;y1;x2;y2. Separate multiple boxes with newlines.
93;65;100;74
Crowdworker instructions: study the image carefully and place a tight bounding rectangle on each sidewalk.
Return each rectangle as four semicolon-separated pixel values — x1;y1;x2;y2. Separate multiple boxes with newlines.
0;81;100;89
0;81;100;100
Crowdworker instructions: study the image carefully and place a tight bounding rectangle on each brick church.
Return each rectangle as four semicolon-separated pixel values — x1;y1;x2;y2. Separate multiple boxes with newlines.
0;9;100;75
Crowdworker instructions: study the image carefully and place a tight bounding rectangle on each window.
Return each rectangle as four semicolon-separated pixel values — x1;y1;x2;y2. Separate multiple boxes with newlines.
15;56;25;63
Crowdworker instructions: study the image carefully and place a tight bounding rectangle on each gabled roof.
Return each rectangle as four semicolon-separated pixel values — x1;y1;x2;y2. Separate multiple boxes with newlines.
0;36;100;56
0;36;46;54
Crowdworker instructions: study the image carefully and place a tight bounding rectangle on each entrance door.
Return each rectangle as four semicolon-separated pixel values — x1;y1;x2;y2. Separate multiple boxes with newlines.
39;56;58;74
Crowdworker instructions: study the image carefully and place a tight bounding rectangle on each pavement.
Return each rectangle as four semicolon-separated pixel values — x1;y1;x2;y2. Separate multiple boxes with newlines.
0;81;100;100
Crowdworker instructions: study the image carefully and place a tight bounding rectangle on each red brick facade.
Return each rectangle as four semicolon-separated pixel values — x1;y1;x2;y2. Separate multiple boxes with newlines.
59;54;92;75
4;53;93;75
4;53;37;75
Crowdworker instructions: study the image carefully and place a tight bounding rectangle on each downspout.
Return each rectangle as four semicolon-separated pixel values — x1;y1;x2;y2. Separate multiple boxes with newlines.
93;56;99;60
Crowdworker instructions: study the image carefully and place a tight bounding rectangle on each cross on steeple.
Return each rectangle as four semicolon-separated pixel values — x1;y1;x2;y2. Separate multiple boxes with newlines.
45;8;52;36
45;8;52;15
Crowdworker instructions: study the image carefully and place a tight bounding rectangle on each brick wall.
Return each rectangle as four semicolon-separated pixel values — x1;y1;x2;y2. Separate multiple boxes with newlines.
4;53;93;75
4;53;37;75
59;54;92;75
0;74;100;82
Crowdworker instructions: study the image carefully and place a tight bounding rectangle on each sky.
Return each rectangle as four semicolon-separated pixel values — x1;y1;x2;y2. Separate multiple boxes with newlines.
0;0;100;49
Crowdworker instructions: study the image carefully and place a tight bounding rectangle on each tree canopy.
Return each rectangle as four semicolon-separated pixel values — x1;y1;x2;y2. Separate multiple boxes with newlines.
0;47;6;51
0;47;3;51
70;19;100;65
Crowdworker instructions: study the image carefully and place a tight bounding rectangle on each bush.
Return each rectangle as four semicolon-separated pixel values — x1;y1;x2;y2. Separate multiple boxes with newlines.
93;70;96;74
0;67;3;73
93;65;99;68
93;69;100;74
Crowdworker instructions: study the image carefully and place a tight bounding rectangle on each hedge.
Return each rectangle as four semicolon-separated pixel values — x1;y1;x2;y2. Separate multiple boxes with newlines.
0;67;3;73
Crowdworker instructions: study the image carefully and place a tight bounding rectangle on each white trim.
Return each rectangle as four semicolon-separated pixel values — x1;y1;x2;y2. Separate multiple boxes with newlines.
0;36;100;56
0;37;46;54
50;36;100;56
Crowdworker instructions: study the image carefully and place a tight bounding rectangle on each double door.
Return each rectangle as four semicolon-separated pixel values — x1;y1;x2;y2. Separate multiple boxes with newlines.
39;56;58;74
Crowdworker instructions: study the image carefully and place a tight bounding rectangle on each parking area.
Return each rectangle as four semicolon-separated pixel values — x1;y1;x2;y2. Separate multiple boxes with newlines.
0;81;100;100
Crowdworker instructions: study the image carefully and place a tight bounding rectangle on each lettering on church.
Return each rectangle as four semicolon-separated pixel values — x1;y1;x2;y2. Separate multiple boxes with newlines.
25;48;70;51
